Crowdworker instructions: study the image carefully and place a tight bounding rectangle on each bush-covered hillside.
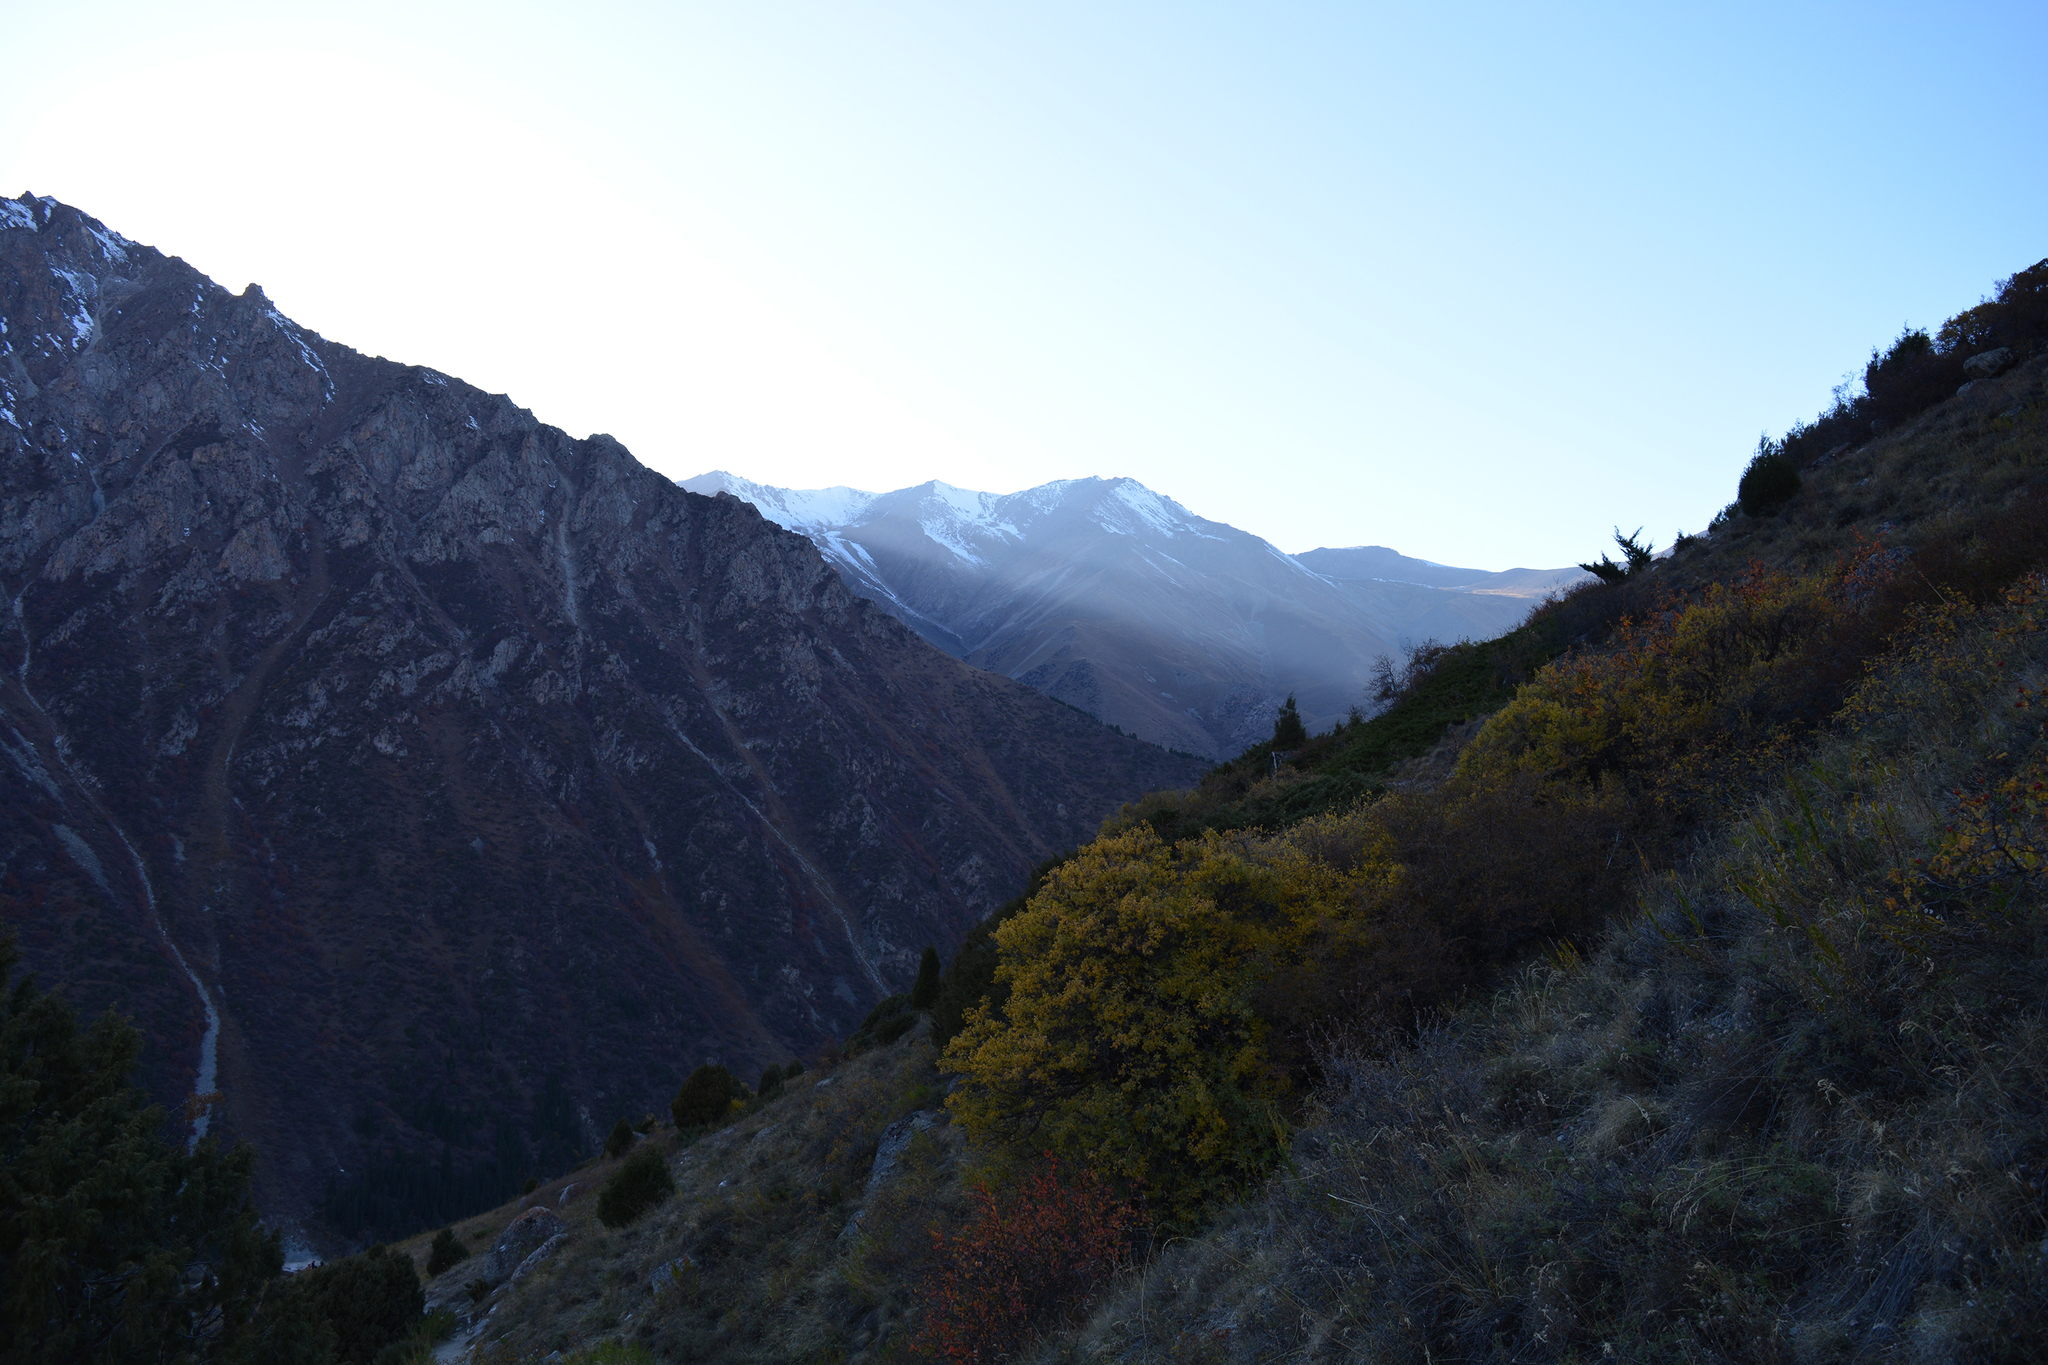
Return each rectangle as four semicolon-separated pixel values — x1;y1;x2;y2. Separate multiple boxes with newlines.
941;265;2048;1363
418;259;2046;1364
20;261;2040;1365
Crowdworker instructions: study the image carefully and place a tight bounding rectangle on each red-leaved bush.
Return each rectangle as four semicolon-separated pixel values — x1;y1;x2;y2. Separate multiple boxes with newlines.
911;1159;1147;1363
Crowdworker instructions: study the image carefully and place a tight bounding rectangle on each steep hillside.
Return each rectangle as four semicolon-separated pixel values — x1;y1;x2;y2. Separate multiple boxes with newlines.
683;471;1579;758
0;194;1203;1242
223;266;2047;1365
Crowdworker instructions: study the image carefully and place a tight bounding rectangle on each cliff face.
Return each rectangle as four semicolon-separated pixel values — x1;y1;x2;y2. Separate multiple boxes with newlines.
0;195;1204;1237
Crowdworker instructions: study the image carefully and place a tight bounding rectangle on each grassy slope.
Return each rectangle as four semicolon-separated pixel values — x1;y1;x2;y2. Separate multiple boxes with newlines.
416;353;2046;1365
1017;348;2048;1361
1047;558;2048;1365
397;1031;969;1365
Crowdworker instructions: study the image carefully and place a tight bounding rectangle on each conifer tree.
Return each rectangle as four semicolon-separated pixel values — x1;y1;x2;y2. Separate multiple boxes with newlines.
0;934;285;1362
910;945;943;1010
1272;694;1308;748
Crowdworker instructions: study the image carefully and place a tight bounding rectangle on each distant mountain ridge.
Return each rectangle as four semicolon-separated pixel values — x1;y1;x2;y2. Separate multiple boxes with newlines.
684;471;1587;758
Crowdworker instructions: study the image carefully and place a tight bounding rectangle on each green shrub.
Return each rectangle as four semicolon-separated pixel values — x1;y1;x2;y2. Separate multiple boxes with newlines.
1737;437;1802;515
755;1063;784;1099
846;993;916;1054
1863;324;1964;424
595;1145;674;1229
423;1227;468;1277
274;1244;424;1365
602;1118;634;1159
669;1064;744;1129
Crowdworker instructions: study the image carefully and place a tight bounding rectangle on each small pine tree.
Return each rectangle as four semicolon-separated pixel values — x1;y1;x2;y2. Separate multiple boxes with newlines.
425;1227;469;1277
911;945;943;1010
603;1117;636;1159
1272;694;1308;749
1579;527;1655;583
756;1063;785;1099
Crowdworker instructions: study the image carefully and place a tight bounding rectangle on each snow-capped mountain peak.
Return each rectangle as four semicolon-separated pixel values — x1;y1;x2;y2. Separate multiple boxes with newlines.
678;469;1584;758
680;470;876;534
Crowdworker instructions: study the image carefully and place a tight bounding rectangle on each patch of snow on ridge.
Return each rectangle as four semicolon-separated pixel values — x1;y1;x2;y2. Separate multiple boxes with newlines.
0;198;40;232
50;267;95;343
84;221;131;263
682;470;877;532
1109;479;1190;537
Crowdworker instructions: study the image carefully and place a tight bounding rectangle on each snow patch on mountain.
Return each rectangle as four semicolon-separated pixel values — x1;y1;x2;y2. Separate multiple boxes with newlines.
682;470;877;533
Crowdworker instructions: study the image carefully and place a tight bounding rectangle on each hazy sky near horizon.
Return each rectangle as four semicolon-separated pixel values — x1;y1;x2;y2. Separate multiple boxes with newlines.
4;3;2043;568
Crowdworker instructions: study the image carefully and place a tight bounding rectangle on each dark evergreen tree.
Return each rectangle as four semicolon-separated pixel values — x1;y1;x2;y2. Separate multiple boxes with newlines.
1737;439;1802;516
1;934;288;1364
1272;694;1308;748
910;945;943;1010
261;1245;422;1365
1579;526;1656;583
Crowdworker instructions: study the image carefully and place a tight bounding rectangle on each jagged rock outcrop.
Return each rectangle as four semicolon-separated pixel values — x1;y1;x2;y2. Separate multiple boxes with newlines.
0;195;1205;1239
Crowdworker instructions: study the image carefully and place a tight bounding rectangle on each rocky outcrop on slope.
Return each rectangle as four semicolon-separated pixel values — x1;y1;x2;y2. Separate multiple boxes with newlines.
0;195;1204;1237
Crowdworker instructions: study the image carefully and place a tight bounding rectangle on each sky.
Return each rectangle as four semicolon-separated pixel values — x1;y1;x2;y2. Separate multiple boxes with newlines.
3;2;2043;569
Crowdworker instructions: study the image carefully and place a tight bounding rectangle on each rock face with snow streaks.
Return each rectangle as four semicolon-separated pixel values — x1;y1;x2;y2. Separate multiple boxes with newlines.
0;195;1203;1236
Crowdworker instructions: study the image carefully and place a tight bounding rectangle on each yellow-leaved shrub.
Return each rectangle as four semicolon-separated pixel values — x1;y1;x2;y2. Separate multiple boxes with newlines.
941;823;1393;1224
1457;552;1896;808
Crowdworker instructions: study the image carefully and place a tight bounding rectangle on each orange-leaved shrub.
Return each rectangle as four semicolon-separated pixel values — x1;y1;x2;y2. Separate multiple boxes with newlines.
910;1158;1146;1364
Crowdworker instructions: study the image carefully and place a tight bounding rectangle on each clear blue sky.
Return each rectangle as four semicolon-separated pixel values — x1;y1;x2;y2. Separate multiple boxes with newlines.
5;1;2042;568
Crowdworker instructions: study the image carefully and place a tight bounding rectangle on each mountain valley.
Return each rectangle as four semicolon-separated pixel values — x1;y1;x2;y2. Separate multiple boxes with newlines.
0;195;1204;1241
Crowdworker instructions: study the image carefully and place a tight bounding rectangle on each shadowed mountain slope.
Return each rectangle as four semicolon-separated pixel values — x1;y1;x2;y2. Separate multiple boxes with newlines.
0;194;1203;1240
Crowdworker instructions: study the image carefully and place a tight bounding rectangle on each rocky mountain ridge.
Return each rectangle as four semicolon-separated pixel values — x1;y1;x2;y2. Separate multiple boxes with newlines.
0;194;1203;1241
684;470;1585;757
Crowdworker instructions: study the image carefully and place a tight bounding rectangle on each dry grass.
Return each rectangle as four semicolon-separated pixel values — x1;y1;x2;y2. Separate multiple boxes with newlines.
1671;353;2047;588
394;1028;979;1364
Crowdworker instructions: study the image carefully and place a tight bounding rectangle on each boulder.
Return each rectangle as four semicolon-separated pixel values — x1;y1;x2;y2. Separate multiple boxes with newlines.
482;1208;567;1283
838;1109;944;1240
649;1255;698;1297
1964;347;2016;379
507;1232;567;1285
865;1110;940;1195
